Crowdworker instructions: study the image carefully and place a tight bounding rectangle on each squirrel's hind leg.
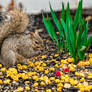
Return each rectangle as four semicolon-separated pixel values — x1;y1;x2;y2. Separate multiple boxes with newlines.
1;50;17;67
1;50;26;67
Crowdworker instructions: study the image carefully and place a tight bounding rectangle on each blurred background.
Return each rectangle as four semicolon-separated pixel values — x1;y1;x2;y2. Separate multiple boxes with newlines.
0;0;92;14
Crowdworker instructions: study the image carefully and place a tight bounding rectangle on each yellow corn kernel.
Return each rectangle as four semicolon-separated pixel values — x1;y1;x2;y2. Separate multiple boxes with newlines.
46;89;52;92
57;87;62;92
25;85;30;91
55;79;60;83
57;83;63;87
0;79;3;84
1;68;6;72
80;78;85;82
0;64;2;68
45;69;49;74
50;77;55;81
33;76;39;81
33;82;38;87
34;89;39;92
49;67;55;71
16;86;24;92
40;81;45;86
55;64;59;68
54;53;59;57
4;79;11;84
41;55;46;59
68;58;74;63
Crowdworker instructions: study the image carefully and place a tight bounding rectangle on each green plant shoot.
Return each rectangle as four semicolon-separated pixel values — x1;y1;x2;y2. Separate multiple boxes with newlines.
42;0;92;63
61;0;92;63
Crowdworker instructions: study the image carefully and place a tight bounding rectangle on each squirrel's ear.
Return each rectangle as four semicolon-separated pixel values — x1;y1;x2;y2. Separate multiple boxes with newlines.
30;32;34;38
35;29;43;35
34;29;43;38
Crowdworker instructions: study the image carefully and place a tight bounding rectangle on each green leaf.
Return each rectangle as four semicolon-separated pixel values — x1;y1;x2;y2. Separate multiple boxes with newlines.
66;2;71;19
61;19;75;57
77;19;85;50
42;13;58;45
42;13;54;41
61;2;65;42
60;19;68;37
66;2;75;53
42;13;54;40
67;17;75;51
78;51;85;61
49;2;64;38
59;2;65;49
73;0;82;31
77;19;88;61
61;2;65;21
47;15;59;44
81;21;88;46
66;2;71;27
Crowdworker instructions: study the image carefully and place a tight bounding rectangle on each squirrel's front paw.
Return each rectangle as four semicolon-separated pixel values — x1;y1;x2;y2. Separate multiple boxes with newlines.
16;55;27;64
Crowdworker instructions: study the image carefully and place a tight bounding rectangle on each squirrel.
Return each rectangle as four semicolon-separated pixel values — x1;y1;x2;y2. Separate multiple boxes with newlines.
0;30;44;67
0;9;44;67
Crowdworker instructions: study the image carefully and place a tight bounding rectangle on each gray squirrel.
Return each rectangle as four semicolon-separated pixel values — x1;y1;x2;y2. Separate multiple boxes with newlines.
0;9;44;67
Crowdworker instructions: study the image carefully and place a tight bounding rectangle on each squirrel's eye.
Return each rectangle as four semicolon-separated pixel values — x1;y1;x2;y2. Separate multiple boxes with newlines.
35;41;39;44
5;15;11;21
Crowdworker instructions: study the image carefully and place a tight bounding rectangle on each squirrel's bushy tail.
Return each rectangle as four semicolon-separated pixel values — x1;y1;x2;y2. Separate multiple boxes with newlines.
0;9;29;48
